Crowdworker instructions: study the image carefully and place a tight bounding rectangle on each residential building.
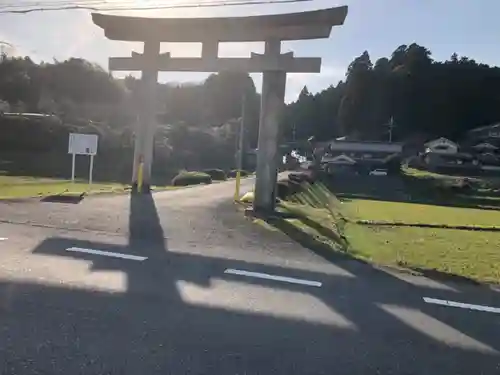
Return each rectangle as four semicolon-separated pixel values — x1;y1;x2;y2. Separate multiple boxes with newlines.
421;135;500;174
320;140;403;174
467;123;500;145
424;137;458;154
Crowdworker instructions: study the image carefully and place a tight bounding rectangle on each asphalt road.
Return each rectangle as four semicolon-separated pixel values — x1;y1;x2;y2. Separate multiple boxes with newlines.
0;177;498;374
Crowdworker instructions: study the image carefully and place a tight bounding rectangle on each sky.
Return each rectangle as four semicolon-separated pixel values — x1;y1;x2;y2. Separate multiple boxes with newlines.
0;0;499;102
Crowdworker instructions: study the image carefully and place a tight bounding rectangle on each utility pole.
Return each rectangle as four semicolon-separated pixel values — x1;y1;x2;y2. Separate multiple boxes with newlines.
388;116;395;143
234;90;246;201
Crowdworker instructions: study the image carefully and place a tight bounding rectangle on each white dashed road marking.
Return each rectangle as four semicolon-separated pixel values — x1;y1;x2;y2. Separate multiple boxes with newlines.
0;238;6;241
66;247;148;261
224;268;322;287
424;297;500;314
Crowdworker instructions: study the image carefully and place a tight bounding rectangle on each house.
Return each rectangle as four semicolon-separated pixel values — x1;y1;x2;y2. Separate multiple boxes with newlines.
322;154;356;165
321;140;403;174
424;137;458;154
472;142;498;153
327;140;403;158
422;137;473;170
424;151;478;168
421;136;500;174
467;123;500;144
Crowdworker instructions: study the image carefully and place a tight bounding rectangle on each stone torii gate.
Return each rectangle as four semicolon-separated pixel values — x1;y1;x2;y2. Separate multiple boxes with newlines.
92;6;348;213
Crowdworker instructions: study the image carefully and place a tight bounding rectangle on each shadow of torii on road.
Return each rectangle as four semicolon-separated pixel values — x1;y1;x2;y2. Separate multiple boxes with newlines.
23;191;500;374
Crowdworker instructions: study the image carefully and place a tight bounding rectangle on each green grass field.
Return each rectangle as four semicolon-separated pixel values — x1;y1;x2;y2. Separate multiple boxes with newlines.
0;172;241;199
342;198;500;227
265;178;500;284
0;175;186;199
346;224;500;283
0;175;130;199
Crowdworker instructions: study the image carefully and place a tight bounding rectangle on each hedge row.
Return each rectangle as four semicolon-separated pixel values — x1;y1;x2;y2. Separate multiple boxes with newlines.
227;169;251;178
172;168;256;187
203;169;227;181
172;171;212;186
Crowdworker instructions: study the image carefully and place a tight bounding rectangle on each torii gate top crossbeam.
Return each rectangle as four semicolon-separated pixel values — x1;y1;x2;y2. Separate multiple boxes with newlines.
92;6;348;43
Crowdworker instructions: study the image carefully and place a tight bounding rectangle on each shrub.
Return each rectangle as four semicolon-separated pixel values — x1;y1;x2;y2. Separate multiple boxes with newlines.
227;169;251;178
203;168;227;181
172;171;212;186
240;170;251;177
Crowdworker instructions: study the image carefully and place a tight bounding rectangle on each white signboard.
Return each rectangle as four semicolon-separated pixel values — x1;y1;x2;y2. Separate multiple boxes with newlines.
68;133;98;155
68;133;98;184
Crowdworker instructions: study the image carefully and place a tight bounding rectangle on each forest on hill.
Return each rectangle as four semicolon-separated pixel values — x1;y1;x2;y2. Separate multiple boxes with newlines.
284;43;500;144
1;42;500;181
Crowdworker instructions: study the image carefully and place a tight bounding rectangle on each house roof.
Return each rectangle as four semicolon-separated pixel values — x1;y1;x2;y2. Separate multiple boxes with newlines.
425;151;474;160
424;137;457;147
328;140;403;153
322;154;356;164
473;142;498;150
468;123;500;134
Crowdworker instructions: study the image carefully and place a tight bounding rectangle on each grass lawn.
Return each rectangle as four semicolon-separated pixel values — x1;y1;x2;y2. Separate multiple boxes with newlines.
0;175;180;199
342;198;500;227
346;224;500;284
261;179;500;284
0;175;129;199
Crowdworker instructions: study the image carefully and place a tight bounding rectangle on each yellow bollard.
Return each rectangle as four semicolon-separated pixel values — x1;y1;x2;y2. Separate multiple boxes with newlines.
234;170;241;201
137;162;144;193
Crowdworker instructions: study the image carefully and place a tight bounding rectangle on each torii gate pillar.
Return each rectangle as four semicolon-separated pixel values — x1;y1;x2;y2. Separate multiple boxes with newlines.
131;41;160;193
254;40;287;213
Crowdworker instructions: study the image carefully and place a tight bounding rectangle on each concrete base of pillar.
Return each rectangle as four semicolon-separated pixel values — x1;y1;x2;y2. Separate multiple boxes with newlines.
245;206;274;219
131;183;152;194
245;206;299;220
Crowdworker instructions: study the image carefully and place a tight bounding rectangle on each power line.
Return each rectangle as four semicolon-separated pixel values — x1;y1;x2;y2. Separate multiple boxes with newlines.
0;1;138;9
0;0;311;14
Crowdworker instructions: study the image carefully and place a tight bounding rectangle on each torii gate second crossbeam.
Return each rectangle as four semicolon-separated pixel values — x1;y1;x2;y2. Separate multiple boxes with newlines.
92;6;348;213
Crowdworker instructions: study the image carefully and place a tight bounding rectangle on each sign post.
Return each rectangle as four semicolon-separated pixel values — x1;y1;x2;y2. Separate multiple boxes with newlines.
89;155;94;186
68;133;99;186
71;153;76;182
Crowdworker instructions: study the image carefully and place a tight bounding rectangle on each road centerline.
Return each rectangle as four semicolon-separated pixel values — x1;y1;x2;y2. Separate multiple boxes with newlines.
0;237;7;241
423;297;500;314
66;247;148;261
224;268;322;287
